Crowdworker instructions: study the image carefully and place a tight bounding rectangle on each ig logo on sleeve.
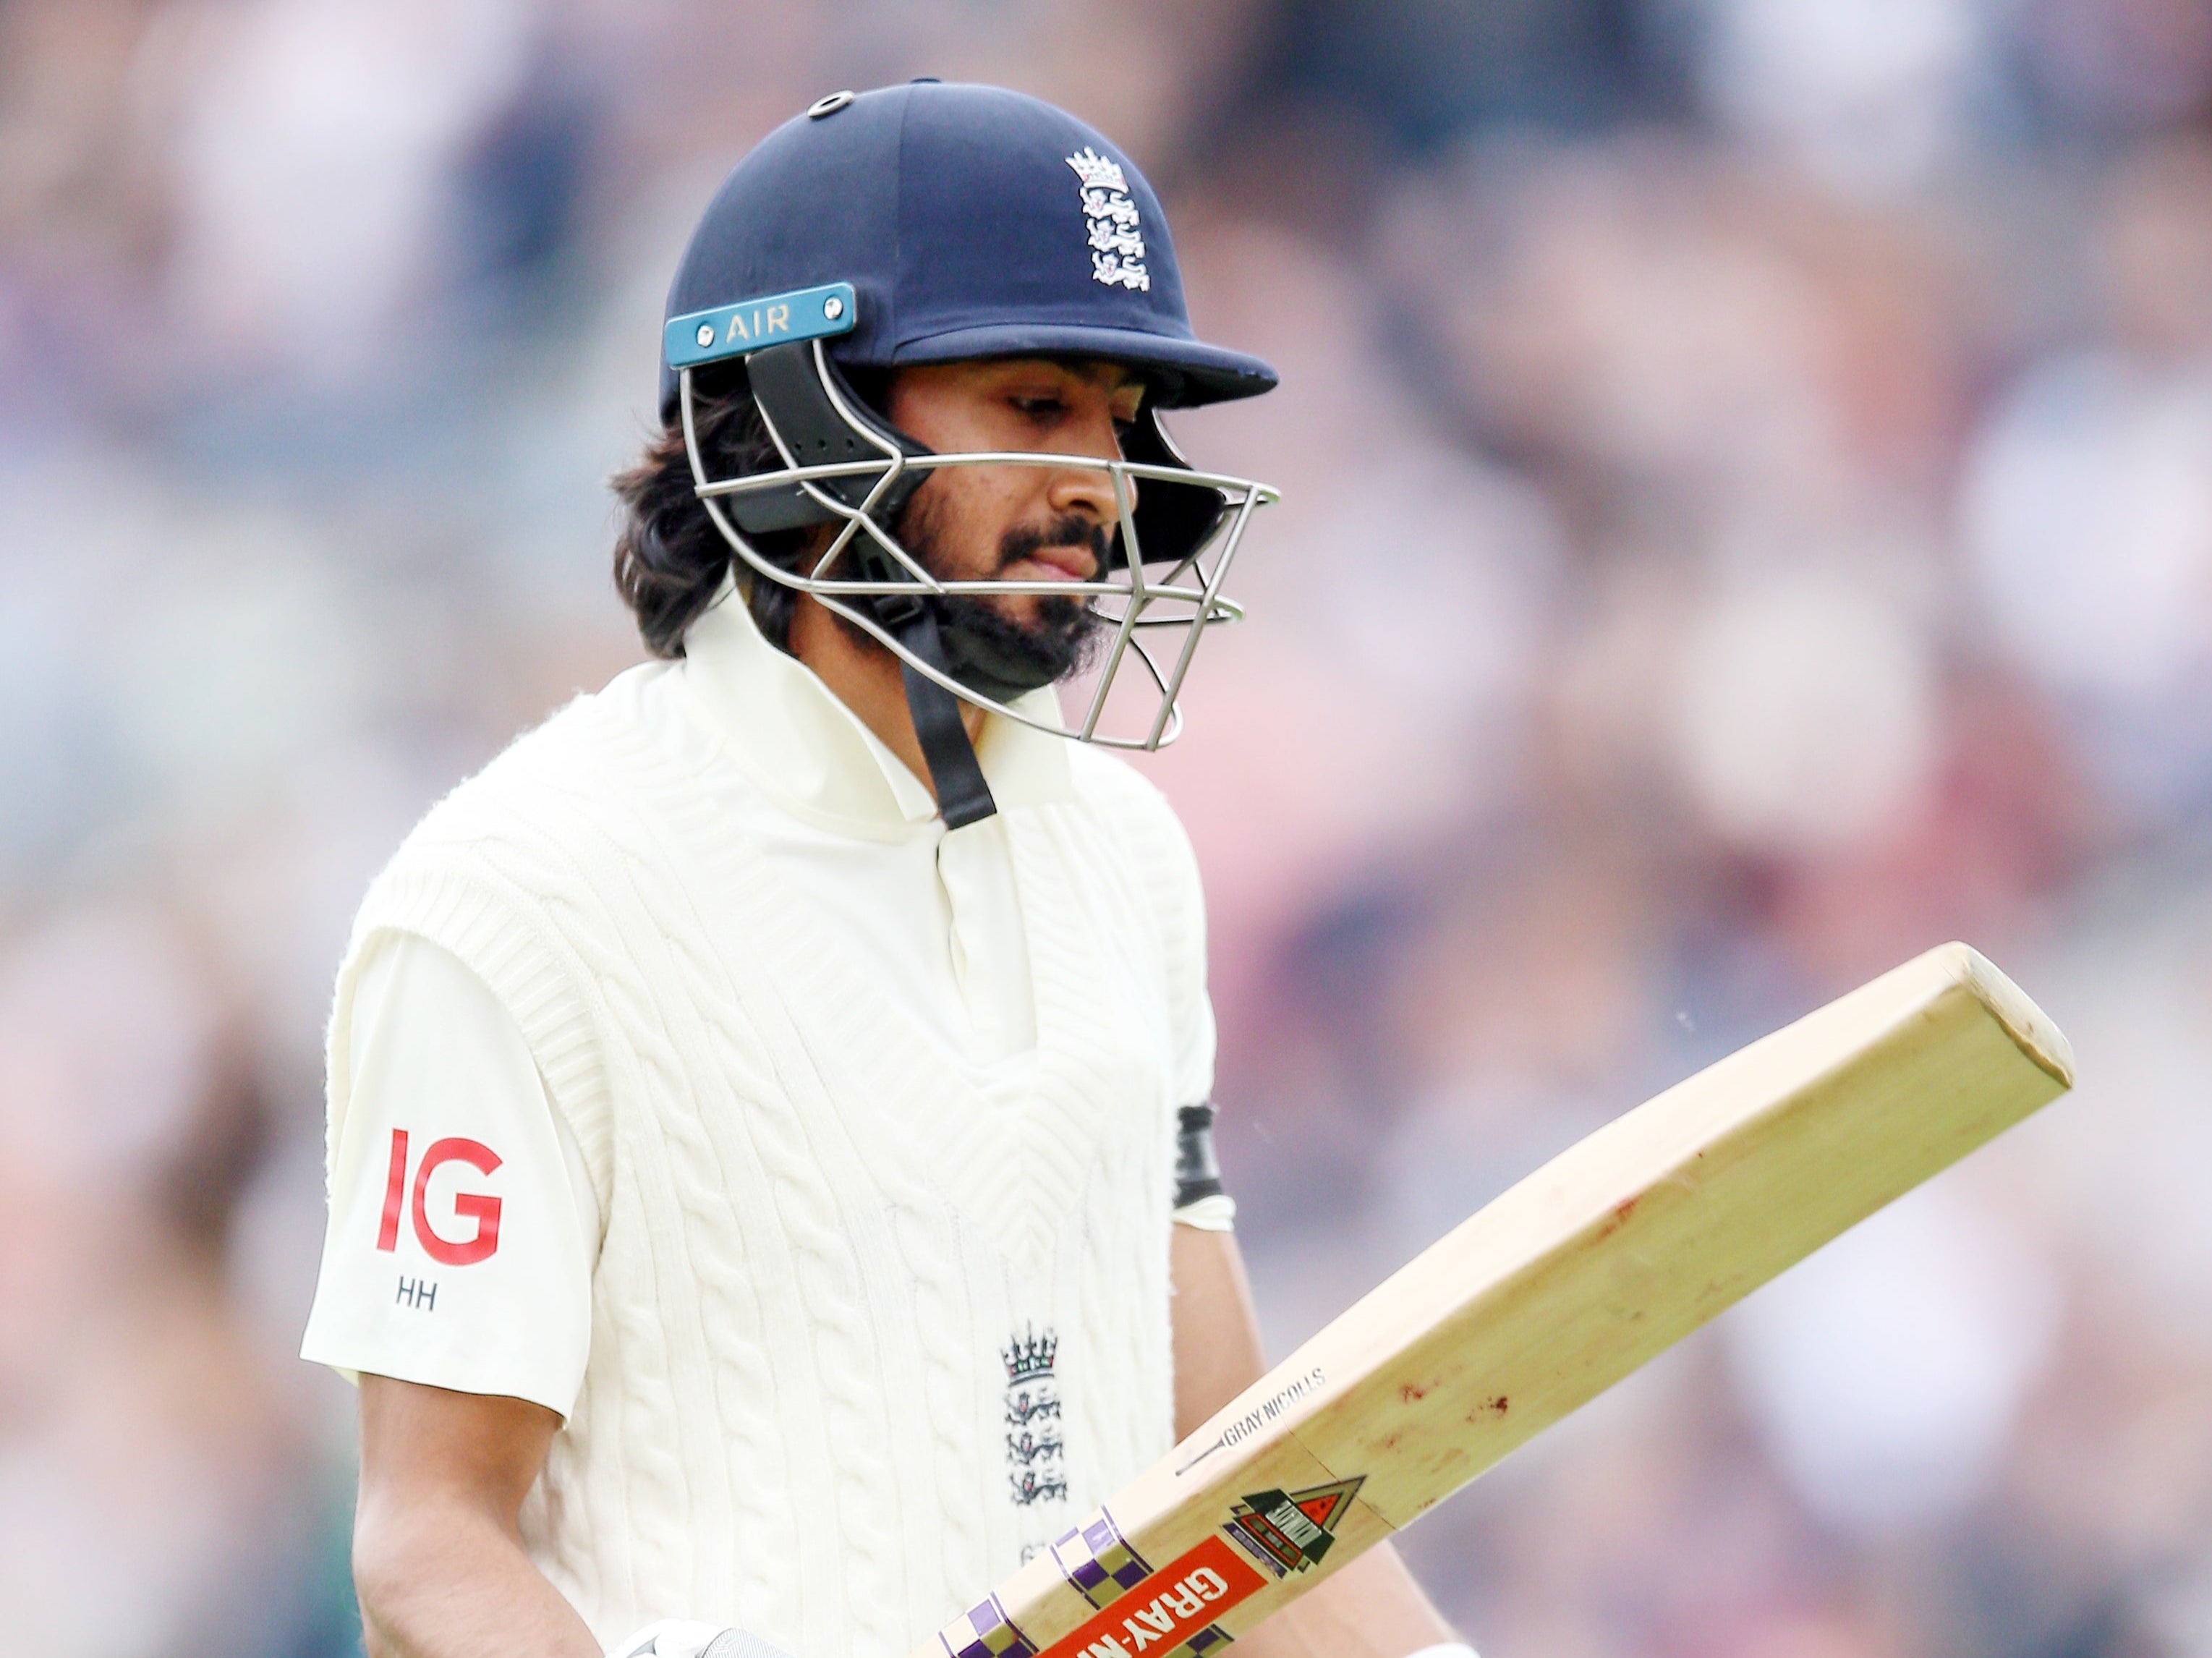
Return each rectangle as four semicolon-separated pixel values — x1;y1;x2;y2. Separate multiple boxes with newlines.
375;1129;503;1266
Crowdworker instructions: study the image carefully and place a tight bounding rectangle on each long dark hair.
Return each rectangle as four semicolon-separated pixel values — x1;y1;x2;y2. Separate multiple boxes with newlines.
610;373;813;656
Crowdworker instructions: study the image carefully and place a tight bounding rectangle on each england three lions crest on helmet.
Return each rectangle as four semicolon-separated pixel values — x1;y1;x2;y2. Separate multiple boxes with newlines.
1067;146;1150;292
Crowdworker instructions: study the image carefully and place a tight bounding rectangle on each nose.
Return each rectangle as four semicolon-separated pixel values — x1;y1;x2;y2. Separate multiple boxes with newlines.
1044;401;1136;530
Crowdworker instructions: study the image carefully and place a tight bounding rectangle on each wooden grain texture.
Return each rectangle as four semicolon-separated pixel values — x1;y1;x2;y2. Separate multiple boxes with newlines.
920;943;2074;1658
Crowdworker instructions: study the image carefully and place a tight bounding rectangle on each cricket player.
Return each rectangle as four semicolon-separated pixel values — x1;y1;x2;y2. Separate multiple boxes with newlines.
302;82;1467;1658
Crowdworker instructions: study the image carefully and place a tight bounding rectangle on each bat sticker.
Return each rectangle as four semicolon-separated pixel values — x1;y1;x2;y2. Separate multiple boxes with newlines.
939;1593;1039;1658
1220;1478;1364;1577
1031;1536;1264;1658
1052;1508;1154;1609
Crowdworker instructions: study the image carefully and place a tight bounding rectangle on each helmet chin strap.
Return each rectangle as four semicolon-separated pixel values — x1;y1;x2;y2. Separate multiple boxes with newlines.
870;591;999;829
867;571;1079;828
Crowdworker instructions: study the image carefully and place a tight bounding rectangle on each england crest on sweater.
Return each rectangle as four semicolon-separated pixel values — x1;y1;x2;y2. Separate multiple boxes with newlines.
1005;1325;1070;1512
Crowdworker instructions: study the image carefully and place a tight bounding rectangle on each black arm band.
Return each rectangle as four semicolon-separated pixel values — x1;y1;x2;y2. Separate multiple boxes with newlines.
1173;1102;1227;1209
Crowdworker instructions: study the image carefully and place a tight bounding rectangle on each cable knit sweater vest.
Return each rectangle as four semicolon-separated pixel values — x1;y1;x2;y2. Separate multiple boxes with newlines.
327;671;1209;1656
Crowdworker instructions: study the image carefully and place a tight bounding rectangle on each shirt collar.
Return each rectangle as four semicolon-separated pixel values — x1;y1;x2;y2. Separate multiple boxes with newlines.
677;579;1074;836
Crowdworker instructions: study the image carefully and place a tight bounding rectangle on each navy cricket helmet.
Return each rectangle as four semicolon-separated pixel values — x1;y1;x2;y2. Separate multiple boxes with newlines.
658;81;1280;825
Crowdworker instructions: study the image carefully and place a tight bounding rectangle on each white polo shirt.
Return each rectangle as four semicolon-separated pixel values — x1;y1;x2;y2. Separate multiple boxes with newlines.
301;589;1224;1417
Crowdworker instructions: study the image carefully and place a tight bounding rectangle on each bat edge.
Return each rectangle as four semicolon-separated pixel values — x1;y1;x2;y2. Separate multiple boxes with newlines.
1936;940;2075;1090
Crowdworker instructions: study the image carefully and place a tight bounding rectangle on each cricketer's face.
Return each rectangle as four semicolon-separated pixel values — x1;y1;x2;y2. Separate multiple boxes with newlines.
883;357;1146;652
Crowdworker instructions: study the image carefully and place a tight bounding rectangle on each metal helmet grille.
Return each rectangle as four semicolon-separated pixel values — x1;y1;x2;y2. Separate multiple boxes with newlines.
677;345;1279;751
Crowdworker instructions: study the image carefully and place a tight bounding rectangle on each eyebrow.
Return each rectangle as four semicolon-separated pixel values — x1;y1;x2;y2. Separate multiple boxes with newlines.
1013;354;1147;394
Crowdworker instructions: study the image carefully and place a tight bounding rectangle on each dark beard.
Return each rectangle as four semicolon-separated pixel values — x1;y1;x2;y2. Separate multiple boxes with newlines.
901;501;1111;694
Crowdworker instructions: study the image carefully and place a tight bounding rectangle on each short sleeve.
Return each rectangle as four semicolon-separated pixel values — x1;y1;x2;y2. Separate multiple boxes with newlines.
300;932;597;1419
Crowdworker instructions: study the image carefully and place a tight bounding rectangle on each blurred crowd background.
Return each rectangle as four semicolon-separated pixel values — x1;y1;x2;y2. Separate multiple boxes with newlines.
4;1;2212;1654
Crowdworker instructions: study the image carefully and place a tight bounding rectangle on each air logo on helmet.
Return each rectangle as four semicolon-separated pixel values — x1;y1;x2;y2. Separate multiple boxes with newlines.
1065;147;1150;293
663;281;858;371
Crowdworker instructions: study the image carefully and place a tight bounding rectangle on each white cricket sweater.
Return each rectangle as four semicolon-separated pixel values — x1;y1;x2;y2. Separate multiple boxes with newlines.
328;658;1213;1655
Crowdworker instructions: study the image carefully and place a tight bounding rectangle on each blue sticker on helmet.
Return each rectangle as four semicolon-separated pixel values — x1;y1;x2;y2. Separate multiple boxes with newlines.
665;281;856;370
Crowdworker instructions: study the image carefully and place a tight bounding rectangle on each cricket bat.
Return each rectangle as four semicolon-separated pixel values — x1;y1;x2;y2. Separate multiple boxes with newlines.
922;941;2075;1658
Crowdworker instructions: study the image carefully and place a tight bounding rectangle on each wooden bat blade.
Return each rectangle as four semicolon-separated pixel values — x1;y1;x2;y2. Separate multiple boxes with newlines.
921;942;2074;1658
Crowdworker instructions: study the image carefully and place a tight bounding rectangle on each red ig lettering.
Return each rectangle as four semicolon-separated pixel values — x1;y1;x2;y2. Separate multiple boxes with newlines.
376;1130;503;1266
